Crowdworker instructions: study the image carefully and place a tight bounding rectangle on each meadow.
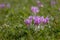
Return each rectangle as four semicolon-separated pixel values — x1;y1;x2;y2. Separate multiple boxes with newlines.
0;0;60;40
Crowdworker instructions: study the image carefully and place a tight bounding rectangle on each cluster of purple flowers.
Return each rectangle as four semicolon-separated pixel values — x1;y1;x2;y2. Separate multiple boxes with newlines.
24;0;50;27
24;16;49;26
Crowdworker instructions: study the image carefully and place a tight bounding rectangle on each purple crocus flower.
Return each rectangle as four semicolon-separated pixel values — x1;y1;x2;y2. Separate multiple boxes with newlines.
24;19;32;25
31;6;39;14
33;16;41;25
51;0;56;6
40;16;45;23
43;17;49;23
45;17;49;22
36;0;44;7
0;4;5;8
43;19;47;23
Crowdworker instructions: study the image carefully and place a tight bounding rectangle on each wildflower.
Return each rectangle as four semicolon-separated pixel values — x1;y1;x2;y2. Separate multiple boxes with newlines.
40;16;45;23
43;17;49;23
0;4;5;8
50;0;56;6
33;16;41;25
31;6;39;14
36;0;44;7
45;17;49;22
24;19;32;25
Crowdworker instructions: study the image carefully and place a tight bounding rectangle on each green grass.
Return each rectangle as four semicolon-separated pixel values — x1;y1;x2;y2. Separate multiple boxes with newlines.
0;0;60;40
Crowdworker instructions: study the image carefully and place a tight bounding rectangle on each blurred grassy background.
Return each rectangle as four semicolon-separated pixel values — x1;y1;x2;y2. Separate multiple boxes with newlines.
0;0;60;40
